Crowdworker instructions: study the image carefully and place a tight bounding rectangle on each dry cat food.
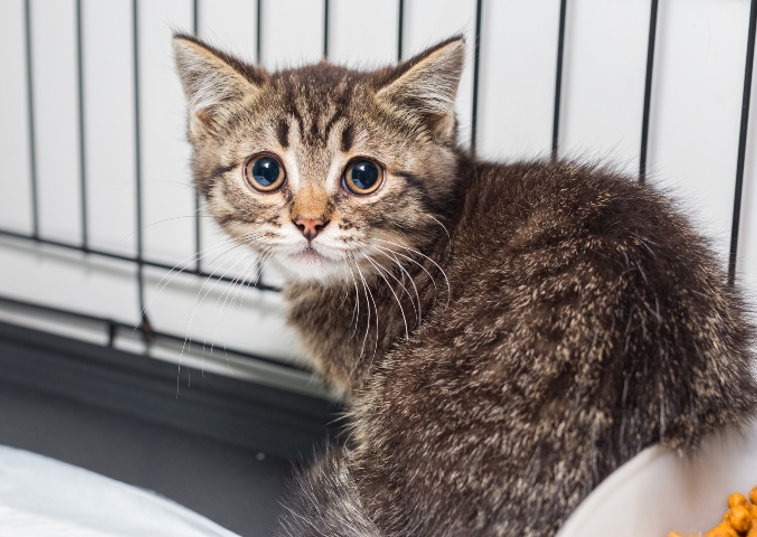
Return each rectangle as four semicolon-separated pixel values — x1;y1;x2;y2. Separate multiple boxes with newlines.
668;486;757;537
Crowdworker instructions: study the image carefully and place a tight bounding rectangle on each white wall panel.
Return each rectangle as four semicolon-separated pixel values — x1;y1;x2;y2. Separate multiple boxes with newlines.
0;0;32;233
260;0;325;68
197;0;258;63
138;0;194;266
477;0;560;160
329;0;399;67
560;0;650;174
31;0;82;243
647;0;749;260
82;0;137;256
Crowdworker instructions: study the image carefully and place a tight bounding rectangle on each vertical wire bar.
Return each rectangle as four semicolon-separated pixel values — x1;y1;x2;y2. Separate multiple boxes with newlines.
76;0;88;250
254;0;264;284
323;0;329;59
397;0;404;61
639;0;659;186
192;0;201;273
256;0;262;63
24;0;40;240
728;0;757;285
132;0;146;317
470;0;483;156
551;0;567;161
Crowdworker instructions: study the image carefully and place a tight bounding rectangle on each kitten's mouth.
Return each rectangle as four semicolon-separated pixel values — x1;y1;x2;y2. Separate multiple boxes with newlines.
295;247;327;262
289;245;337;265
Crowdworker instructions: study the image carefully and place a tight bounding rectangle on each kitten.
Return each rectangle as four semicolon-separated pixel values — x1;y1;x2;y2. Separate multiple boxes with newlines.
173;35;757;537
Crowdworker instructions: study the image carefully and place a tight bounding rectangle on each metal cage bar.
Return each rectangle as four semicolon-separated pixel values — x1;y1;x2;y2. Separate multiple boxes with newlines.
397;0;404;61
728;0;757;285
470;0;483;156
75;0;88;250
23;0;39;239
551;0;568;161
639;0;659;186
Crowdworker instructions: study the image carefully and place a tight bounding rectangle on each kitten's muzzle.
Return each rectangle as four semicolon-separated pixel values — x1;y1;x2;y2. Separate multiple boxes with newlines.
293;217;329;241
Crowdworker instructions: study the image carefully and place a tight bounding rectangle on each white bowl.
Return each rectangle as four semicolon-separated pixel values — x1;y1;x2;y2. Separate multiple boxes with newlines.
558;421;757;537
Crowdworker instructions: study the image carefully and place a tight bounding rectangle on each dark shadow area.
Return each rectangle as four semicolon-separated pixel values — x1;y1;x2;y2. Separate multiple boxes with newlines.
0;321;342;536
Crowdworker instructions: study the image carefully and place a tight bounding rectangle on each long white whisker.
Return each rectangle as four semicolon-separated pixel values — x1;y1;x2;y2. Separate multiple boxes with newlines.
362;253;409;340
345;260;361;341
121;213;217;241
354;261;380;366
353;257;371;361
373;238;451;308
429;215;451;241
138;235;251;328
369;242;438;312
358;242;420;327
178;246;251;393
206;253;259;366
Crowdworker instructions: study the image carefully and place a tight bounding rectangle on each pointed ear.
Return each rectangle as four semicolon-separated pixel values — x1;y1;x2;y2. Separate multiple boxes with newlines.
375;36;465;137
173;35;265;134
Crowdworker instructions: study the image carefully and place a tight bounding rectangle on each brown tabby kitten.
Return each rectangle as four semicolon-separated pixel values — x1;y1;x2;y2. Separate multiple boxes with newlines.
173;34;757;537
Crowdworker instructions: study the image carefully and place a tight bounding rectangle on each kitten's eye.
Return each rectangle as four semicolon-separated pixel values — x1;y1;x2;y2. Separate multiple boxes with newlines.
343;160;383;195
245;155;286;192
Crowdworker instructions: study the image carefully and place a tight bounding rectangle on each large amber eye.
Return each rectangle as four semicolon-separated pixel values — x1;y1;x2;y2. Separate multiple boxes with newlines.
343;159;383;195
245;155;286;192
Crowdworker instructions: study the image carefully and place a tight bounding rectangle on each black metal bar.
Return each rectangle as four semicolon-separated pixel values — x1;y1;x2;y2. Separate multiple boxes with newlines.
0;295;305;372
192;0;201;274
132;0;146;316
23;0;40;239
470;0;483;156
552;0;568;161
639;0;659;185
76;0;88;250
323;0;329;59
728;0;757;285
397;0;404;61
0;228;280;292
256;0;262;63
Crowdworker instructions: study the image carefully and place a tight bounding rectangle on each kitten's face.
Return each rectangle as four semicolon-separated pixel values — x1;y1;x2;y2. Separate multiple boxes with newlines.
174;36;465;284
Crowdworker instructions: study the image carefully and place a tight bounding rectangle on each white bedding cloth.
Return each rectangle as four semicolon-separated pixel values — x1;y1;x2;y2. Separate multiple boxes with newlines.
0;445;242;537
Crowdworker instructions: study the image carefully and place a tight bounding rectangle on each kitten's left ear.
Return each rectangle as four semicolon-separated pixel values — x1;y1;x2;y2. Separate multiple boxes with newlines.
375;36;465;138
173;34;266;135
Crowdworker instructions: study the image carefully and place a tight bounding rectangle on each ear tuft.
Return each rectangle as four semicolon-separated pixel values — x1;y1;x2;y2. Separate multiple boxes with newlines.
375;37;465;133
173;36;263;131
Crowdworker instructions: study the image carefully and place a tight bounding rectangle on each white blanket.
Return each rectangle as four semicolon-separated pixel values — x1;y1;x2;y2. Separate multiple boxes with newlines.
0;445;242;537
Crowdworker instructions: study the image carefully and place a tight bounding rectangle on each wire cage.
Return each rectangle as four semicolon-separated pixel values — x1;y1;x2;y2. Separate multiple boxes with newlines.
0;0;756;399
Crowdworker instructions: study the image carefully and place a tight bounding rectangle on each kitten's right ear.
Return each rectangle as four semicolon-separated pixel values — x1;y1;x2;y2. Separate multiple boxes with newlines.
173;35;265;134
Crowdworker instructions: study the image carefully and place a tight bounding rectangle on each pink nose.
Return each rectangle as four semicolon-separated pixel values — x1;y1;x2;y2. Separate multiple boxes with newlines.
293;217;328;241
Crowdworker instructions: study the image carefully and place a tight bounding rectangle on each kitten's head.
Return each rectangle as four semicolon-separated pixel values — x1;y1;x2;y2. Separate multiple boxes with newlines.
174;35;465;284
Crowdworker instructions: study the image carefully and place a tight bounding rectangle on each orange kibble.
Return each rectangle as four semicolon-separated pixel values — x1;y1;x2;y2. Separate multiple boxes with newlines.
706;522;739;537
726;505;752;533
671;486;757;537
730;493;749;509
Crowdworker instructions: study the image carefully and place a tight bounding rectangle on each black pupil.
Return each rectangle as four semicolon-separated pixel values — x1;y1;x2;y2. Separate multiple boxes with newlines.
350;161;379;191
252;157;280;187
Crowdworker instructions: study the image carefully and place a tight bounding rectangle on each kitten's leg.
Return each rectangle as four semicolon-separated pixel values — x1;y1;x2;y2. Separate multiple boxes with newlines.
277;445;381;537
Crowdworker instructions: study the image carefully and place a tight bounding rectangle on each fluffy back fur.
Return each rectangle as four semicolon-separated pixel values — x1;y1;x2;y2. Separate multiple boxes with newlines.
174;35;757;537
